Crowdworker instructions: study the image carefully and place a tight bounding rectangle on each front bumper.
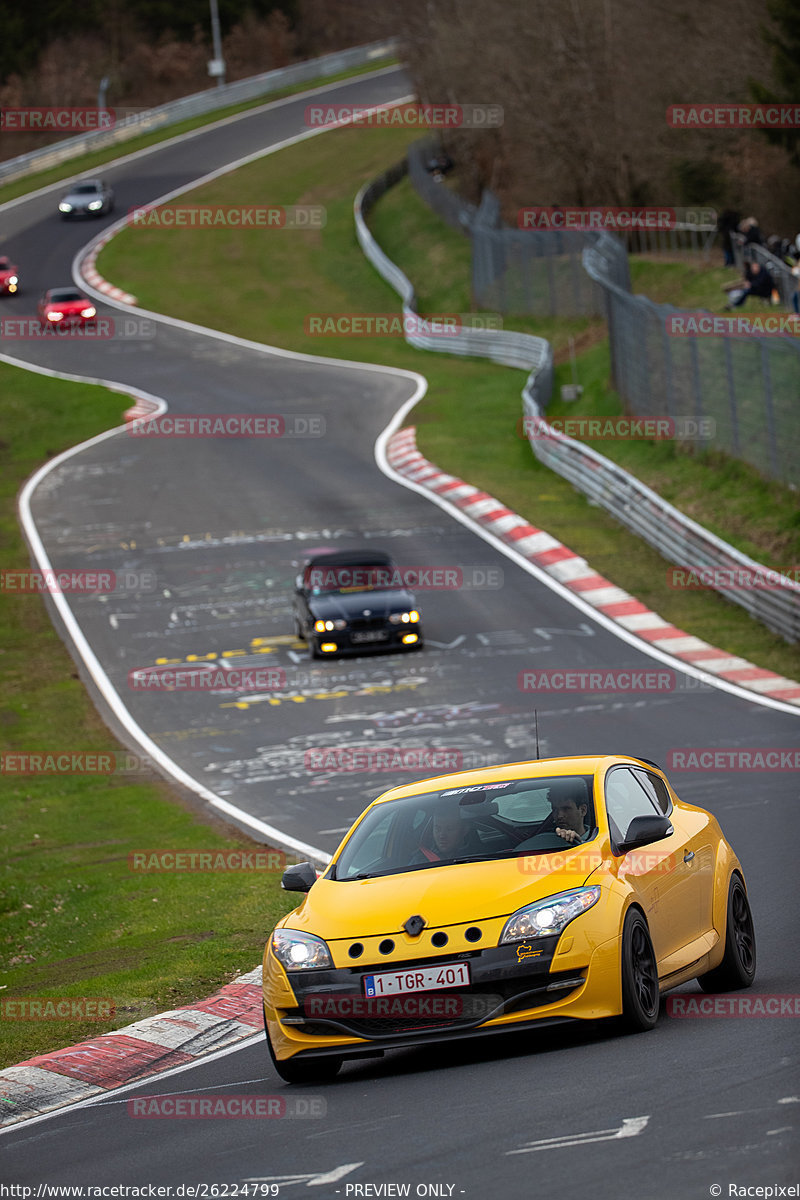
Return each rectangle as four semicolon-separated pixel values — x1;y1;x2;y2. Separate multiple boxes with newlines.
264;933;621;1063
312;628;423;656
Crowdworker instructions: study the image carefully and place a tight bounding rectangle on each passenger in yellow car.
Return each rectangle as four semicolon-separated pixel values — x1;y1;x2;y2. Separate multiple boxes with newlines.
547;781;593;845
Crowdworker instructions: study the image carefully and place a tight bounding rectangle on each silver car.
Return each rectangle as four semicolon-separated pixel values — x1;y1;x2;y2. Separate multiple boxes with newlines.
58;179;114;219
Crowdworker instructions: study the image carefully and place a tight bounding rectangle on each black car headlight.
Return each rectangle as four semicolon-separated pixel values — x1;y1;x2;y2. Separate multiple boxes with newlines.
272;929;333;970
499;887;601;943
389;610;420;624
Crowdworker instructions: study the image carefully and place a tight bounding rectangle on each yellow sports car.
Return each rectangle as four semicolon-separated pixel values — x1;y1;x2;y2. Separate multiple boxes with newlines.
263;754;755;1083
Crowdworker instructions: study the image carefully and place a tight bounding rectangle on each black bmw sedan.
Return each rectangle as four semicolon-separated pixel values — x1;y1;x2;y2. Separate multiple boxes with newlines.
292;549;423;659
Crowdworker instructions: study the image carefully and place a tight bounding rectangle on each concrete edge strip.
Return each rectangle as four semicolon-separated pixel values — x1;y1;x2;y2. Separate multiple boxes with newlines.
0;967;265;1129
386;426;800;706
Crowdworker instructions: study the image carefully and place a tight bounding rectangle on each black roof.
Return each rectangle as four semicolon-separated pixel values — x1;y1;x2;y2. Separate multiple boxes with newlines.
305;549;394;569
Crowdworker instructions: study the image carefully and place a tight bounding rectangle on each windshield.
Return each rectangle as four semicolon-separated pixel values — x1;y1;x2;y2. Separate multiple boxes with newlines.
331;775;596;880
73;183;101;194
307;563;398;595
48;290;83;302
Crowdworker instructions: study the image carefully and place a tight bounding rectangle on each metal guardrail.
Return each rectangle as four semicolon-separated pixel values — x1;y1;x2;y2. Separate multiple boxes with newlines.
0;40;398;185
357;156;800;645
521;408;800;643
730;231;798;308
355;161;553;410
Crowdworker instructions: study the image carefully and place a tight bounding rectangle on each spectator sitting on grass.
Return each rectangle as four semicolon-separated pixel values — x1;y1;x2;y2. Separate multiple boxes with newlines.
722;260;774;310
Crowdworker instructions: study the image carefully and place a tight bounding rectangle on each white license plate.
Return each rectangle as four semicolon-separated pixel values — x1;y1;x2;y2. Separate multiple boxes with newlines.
352;630;387;643
363;961;471;997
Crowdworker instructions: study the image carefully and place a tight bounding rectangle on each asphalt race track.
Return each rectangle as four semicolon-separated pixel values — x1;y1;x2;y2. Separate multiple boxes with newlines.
1;65;798;1197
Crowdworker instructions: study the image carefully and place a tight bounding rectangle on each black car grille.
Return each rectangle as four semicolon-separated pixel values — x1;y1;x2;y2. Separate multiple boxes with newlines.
282;970;584;1039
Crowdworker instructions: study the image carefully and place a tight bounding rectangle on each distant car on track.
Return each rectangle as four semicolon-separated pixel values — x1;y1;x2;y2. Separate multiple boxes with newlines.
263;754;756;1082
58;178;114;219
37;288;97;327
0;255;20;295
292;548;422;659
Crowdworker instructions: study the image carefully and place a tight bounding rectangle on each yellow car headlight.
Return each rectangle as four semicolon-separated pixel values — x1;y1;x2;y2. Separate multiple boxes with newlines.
272;929;332;970
500;887;601;943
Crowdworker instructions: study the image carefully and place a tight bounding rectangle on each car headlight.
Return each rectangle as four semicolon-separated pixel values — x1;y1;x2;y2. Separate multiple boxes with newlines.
8;275;17;285
80;306;96;318
87;200;103;211
499;887;601;943
271;929;332;970
47;311;63;321
59;203;72;212
389;610;420;624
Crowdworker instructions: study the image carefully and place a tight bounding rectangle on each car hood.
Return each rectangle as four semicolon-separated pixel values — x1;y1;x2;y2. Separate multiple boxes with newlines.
281;853;599;940
0;266;18;279
308;589;416;621
62;191;100;205
45;299;89;312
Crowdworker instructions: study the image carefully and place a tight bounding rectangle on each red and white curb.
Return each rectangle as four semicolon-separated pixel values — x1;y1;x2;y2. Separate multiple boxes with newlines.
387;426;800;705
0;967;264;1128
81;230;138;306
123;395;162;423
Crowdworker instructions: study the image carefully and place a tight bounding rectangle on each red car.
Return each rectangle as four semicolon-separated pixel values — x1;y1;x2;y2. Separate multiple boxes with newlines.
0;256;20;295
37;288;96;327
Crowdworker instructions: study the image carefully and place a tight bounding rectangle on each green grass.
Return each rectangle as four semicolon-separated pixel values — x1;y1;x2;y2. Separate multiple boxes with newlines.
0;361;297;1070
0;57;399;208
99;127;800;680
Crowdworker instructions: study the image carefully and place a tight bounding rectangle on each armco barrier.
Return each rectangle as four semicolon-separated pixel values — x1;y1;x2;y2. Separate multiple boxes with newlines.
357;155;800;645
0;40;398;185
355;161;553;413
521;410;800;643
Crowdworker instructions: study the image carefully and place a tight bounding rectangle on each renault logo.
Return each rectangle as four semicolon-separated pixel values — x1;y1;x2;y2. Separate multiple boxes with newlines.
403;914;426;937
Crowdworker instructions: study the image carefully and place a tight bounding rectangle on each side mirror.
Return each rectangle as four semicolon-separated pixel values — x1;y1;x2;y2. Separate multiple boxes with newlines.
295;575;304;591
281;861;318;892
617;814;673;854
